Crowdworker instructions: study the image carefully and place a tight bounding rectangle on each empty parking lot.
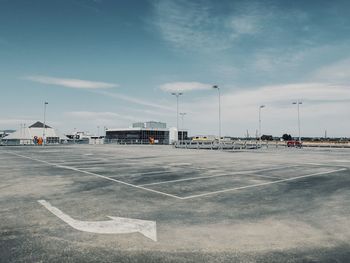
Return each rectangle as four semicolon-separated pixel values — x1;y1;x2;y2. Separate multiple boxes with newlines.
0;145;349;262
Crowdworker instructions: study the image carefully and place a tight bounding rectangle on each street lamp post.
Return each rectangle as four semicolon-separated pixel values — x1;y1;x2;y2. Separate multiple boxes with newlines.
212;85;221;143
43;102;48;146
171;92;183;142
179;112;186;144
292;100;302;143
259;105;266;140
73;127;76;144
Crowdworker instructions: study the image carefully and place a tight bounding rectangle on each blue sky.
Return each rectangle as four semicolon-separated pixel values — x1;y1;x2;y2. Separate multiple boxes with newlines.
1;0;350;137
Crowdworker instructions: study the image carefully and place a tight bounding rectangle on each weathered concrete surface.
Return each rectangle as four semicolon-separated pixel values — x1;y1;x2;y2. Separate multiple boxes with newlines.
0;145;349;262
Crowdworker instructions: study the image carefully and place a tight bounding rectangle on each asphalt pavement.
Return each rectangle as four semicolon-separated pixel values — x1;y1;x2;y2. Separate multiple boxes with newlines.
0;145;349;262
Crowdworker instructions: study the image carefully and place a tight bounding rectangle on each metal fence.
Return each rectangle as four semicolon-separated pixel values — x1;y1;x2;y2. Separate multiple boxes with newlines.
174;140;350;150
104;139;169;145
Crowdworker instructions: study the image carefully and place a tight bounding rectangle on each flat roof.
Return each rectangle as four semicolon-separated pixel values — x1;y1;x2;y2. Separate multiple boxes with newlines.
106;127;169;132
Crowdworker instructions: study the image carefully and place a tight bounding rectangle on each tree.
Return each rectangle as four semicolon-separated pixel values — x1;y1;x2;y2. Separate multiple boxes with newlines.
282;134;292;141
261;135;273;141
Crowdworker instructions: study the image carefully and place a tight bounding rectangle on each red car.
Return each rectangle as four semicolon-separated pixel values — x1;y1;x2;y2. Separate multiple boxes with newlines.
287;140;302;147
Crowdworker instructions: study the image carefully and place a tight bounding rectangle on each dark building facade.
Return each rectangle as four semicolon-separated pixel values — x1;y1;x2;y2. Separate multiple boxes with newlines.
105;128;169;144
132;121;166;129
178;131;188;141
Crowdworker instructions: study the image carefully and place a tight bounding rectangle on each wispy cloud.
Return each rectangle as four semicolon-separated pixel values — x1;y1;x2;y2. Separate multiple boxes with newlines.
160;82;212;92
64;110;170;129
152;0;234;51
65;111;136;121
226;82;350;107
93;90;174;111
64;111;137;130
253;49;306;72
228;14;262;36
26;75;118;89
180;82;350;136
310;57;350;83
130;108;174;117
0;118;35;128
151;0;297;52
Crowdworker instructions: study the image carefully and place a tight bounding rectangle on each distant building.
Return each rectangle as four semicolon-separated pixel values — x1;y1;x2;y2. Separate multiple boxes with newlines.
132;121;167;129
66;131;104;145
0;130;15;139
1;121;68;145
106;127;170;144
66;131;90;144
106;121;187;145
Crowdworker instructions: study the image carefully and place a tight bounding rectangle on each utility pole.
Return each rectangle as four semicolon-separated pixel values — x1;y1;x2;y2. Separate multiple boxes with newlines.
43;102;48;146
73;128;76;144
259;105;266;140
292;100;302;143
212;85;221;143
171;92;183;142
179;112;186;143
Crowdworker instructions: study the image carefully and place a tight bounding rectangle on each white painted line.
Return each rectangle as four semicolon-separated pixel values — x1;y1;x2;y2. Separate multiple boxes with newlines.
38;200;157;241
303;162;344;167
71;162;163;167
72;164;172;171
52;160;106;165
181;168;347;200
139;166;293;186
129;170;174;176
9;152;183;200
167;163;192;166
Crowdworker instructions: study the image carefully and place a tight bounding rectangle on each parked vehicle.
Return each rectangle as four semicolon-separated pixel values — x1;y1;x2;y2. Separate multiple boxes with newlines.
287;140;302;147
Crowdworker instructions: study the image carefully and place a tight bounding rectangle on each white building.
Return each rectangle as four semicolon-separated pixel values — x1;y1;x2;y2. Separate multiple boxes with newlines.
2;121;67;145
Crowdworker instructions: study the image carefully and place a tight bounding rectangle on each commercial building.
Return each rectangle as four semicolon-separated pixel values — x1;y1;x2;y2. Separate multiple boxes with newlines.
1;121;67;145
132;121;166;129
106;127;170;144
105;121;188;145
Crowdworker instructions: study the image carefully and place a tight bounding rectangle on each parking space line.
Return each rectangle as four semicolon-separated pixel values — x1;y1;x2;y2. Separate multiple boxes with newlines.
181;168;347;200
139;166;293;186
8;152;183;200
71;165;173;172
303;162;345;167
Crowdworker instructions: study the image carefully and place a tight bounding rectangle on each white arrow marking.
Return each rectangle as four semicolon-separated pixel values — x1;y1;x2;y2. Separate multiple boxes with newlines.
38;200;157;241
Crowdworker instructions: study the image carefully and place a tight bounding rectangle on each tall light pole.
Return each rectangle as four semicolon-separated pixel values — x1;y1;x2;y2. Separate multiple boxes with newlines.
73;127;76;144
292;100;302;143
212;85;221;142
180;112;186;143
259;105;266;140
43;101;48;146
171;92;183;142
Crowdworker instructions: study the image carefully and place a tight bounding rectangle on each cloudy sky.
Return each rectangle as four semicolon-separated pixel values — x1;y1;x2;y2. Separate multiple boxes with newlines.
1;0;350;137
